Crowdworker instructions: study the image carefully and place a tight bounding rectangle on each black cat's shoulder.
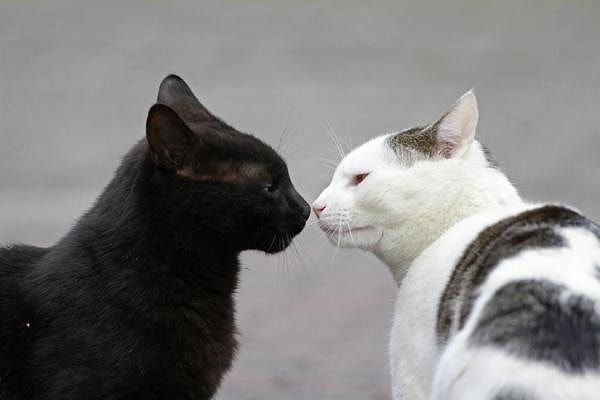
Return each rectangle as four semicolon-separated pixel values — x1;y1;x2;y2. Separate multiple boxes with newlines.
0;244;48;400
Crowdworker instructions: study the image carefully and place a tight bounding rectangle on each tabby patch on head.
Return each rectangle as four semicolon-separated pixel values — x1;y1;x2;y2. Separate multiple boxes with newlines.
386;90;478;164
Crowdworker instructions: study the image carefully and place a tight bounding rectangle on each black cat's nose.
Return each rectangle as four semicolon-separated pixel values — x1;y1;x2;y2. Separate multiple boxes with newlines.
300;202;311;221
290;188;311;221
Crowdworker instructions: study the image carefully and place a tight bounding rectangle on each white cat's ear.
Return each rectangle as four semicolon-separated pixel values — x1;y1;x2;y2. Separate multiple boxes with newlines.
431;90;478;158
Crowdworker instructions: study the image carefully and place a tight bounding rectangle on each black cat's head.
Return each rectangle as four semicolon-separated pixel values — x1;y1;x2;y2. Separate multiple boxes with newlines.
144;75;309;253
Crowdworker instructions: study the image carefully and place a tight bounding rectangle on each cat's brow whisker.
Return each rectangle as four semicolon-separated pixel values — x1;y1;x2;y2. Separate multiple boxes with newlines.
276;111;294;154
312;163;338;172
323;120;346;161
326;121;352;159
282;143;304;158
316;165;337;172
308;157;339;168
324;120;345;156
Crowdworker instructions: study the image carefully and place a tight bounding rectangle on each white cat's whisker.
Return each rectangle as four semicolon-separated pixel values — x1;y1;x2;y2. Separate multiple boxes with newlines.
345;221;359;248
323;120;346;161
309;157;340;170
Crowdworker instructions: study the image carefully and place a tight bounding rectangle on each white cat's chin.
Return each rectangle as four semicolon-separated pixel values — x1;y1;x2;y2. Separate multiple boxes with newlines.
321;225;382;250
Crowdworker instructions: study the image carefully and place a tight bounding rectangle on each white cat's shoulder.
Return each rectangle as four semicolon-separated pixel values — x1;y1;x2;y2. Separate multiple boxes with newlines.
406;203;549;283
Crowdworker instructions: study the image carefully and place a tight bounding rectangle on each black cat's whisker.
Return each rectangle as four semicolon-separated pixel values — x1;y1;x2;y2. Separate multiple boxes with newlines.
289;236;308;272
287;233;303;270
276;112;293;153
275;233;285;284
282;235;294;291
267;232;279;253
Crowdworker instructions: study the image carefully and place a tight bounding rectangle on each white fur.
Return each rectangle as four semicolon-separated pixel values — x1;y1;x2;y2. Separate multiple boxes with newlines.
313;91;600;399
313;91;520;282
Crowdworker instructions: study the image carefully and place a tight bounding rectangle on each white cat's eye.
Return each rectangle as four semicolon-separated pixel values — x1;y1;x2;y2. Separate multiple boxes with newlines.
352;173;370;186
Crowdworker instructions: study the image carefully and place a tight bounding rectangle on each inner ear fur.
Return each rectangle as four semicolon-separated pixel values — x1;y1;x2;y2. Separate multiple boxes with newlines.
146;103;196;172
387;90;479;159
430;90;479;158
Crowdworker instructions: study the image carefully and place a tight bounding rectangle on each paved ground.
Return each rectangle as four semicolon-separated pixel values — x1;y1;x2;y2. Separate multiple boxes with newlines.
1;1;599;399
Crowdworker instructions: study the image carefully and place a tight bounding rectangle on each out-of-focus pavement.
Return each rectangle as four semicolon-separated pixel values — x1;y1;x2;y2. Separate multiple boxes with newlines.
1;1;599;399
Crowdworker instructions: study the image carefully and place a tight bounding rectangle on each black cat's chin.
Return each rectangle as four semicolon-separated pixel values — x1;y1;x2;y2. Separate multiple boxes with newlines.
261;229;300;254
255;213;308;254
262;235;289;254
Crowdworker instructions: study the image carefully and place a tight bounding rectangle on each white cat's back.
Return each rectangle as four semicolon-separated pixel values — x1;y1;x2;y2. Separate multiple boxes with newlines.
390;203;549;399
431;207;600;400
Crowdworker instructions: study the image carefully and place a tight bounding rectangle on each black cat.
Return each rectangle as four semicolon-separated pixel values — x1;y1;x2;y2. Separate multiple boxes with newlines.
0;75;310;400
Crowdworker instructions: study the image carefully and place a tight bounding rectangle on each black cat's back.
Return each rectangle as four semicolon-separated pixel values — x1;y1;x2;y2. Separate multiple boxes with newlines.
0;245;48;400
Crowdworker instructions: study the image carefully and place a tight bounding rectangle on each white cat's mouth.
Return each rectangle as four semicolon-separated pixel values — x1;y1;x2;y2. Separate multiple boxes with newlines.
319;223;374;237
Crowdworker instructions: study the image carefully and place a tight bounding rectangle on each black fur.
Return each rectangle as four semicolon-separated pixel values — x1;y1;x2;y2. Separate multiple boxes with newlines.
0;75;310;400
472;280;600;373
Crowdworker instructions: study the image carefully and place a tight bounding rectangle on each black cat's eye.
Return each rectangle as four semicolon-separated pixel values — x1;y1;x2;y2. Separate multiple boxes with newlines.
352;173;369;186
263;183;276;193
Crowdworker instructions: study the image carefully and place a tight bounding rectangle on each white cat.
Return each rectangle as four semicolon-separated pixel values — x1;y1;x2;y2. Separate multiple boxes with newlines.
313;91;600;400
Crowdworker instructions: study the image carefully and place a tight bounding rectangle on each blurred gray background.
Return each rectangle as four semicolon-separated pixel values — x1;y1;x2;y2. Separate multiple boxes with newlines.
1;1;599;399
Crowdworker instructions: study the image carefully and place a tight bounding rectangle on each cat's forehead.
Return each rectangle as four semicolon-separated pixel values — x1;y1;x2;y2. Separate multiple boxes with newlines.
337;135;395;174
180;129;286;183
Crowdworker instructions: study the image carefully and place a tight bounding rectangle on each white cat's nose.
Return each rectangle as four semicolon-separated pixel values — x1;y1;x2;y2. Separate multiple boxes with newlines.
312;202;326;219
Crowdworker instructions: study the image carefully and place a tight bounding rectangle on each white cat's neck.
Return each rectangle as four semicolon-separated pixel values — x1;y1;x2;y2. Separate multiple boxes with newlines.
374;142;524;284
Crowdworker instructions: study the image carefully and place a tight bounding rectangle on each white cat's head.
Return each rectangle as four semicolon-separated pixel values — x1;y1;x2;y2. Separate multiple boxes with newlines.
313;91;520;272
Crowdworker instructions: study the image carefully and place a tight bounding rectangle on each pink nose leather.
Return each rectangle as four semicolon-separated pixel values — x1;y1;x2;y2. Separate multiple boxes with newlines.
312;205;326;219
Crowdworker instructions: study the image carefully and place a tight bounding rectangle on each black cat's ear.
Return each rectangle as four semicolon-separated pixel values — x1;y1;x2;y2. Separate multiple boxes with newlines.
429;90;478;158
157;74;217;124
146;104;196;172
